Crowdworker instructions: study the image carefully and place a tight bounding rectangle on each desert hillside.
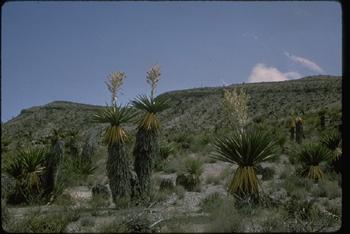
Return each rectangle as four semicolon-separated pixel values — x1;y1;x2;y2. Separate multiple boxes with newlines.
1;75;342;232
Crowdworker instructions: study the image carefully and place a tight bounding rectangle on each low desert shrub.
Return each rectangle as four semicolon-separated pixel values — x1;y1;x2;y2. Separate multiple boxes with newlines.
206;196;241;232
174;185;185;199
4;208;76;233
200;192;223;212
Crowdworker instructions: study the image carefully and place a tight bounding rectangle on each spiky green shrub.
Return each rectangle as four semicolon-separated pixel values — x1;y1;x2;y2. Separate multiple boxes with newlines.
65;129;80;159
132;90;170;200
4;147;48;204
212;129;278;200
93;105;135;204
185;159;203;179
321;131;342;160
154;142;175;171
297;143;333;180
174;159;203;191
321;131;342;173
159;142;175;160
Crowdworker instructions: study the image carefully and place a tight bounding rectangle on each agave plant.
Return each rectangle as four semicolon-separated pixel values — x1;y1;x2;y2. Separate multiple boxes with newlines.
132;95;170;200
297;143;333;180
4;147;48;203
93;105;135;203
212;129;277;199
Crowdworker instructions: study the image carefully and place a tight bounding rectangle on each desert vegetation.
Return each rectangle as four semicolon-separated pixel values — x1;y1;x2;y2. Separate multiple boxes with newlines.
1;75;342;232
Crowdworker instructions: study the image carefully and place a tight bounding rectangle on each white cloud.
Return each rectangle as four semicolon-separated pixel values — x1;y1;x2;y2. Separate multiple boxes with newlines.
248;63;302;83
284;52;325;74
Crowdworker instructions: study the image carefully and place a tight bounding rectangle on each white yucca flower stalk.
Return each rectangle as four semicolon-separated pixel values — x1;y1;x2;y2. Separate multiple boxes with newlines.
106;71;125;106
146;64;161;100
223;87;249;134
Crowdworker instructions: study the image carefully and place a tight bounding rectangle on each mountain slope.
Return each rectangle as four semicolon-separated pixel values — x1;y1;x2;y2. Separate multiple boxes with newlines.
2;75;342;151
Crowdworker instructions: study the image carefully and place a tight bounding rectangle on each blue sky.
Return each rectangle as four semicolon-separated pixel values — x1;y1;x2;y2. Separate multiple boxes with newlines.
2;1;342;122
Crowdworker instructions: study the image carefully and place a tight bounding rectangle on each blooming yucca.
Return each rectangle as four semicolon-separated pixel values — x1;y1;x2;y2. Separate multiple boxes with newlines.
222;88;249;133
146;64;161;99
106;71;125;106
133;65;170;201
94;71;134;204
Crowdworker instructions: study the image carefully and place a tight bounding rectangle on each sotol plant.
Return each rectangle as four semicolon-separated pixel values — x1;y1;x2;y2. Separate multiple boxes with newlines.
132;65;170;201
93;71;135;205
212;129;277;200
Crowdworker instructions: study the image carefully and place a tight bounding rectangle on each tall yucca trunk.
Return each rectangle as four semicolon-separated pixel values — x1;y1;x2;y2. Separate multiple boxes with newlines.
319;113;326;130
295;120;303;144
133;128;159;201
44;140;64;194
107;142;131;203
289;127;295;141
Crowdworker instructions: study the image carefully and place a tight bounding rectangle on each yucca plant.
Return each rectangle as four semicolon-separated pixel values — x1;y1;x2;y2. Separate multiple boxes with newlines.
4;147;48;204
321;131;342;160
132;65;170;201
184;159;203;190
132;95;170;200
185;159;203;178
43;129;65;197
93;105;135;203
297;143;333;180
212;129;278;200
320;131;342;173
